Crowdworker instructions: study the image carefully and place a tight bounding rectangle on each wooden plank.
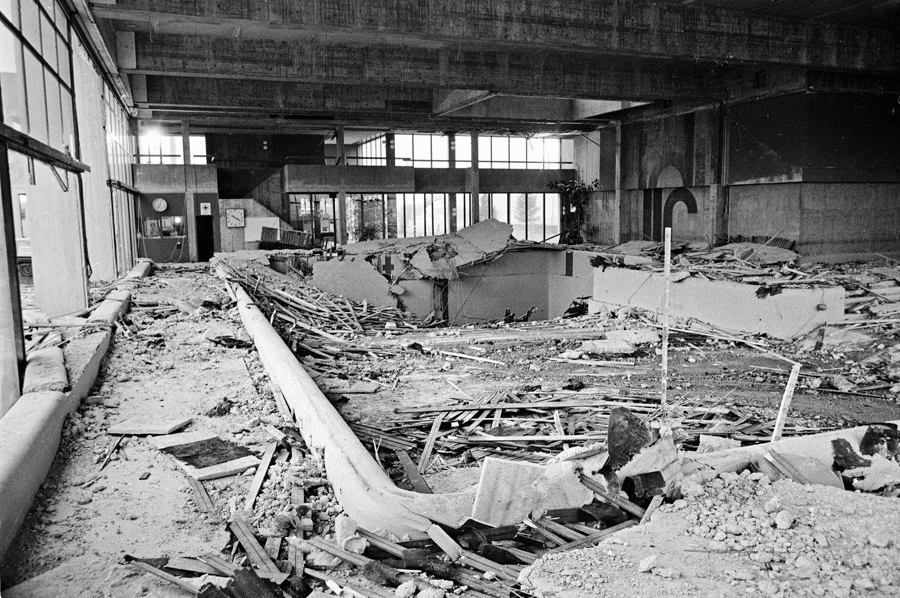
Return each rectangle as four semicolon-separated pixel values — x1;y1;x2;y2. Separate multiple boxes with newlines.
395;400;656;414
185;475;216;513
246;442;278;510
191;456;261;481
165;556;221;575
198;553;237;576
579;474;646;518
459;550;518;581
418;414;445;474
427;524;463;561
108;415;192;435
535;518;585;542
640;495;664;524
356;528;407;558
270;383;293;421
128;560;199;595
229;517;285;580
548;520;637;553
394;449;433;493
437;350;505;365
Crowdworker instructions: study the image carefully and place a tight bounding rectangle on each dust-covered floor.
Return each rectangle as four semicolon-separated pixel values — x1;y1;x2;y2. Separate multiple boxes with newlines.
3;264;900;598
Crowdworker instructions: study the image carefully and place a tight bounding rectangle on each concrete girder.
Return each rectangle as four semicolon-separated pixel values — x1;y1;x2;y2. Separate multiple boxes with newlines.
127;33;716;102
92;0;900;73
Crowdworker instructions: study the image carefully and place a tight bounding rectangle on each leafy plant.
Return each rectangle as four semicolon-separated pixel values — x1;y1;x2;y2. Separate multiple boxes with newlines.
549;178;599;244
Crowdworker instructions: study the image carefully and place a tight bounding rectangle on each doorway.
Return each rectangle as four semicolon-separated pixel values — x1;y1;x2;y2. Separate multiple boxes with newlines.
196;215;215;261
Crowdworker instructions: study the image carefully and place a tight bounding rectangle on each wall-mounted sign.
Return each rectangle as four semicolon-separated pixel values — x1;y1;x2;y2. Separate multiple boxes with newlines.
225;208;245;228
199;202;212;215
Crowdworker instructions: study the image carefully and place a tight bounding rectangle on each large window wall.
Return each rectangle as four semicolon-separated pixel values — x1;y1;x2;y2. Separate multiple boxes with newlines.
354;133;572;169
137;133;207;165
478;193;561;242
0;0;74;154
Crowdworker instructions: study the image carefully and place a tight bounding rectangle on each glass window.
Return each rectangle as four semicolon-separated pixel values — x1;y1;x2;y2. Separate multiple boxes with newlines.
492;193;508;224
491;137;508;168
395;134;412;166
56;32;68;84
544;138;561;167
21;0;39;49
39;11;54;68
526;194;543;240
1;0;19;27
431;135;448;168
24;48;47;143
455;134;471;168
45;67;62;148
478;135;491;166
0;24;27;131
189;135;207;165
509;193;526;239
478;194;490;221
510;137;527;169
403;194;416;237
544;193;561;243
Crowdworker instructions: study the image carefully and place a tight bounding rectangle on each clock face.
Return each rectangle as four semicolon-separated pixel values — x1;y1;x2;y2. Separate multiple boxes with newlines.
151;197;168;212
226;208;245;228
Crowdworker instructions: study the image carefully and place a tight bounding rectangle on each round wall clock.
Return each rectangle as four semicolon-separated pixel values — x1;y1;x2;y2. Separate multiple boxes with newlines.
151;197;168;212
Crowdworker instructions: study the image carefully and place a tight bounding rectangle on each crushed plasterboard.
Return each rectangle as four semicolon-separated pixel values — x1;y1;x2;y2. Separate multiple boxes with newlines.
471;457;593;527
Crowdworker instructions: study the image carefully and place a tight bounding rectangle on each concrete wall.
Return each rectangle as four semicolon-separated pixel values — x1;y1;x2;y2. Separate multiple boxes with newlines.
593;267;844;340
134;165;219;262
547;250;598;318
219;198;291;252
74;41;117;281
449;250;551;324
728;183;802;244
799;183;900;259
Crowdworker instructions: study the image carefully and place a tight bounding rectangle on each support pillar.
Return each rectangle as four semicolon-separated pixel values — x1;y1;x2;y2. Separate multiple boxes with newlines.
709;106;729;246
448;132;457;232
468;132;480;225
181;121;198;262
385;133;397;237
614;124;629;243
334;127;348;245
0;141;24;418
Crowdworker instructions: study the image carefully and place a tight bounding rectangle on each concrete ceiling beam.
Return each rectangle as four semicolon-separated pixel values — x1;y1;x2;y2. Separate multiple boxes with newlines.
125;33;715;102
92;0;900;72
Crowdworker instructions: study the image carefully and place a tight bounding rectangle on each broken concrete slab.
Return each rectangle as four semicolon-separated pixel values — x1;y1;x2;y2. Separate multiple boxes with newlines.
844;454;900;491
471;458;593;527
311;258;395;308
22;347;68;394
616;435;683;498
605;328;660;345
593;267;844;340
578;339;637;355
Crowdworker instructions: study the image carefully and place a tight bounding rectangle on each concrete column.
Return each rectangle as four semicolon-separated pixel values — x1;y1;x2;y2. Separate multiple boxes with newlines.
468;132;480;224
334;127;348;244
385;133;397;238
614;123;628;243
0;142;24;418
709;107;729;245
448;133;457;232
385;133;395;166
181;122;199;262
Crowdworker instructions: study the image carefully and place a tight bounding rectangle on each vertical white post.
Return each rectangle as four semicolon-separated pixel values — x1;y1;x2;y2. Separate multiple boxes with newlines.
661;227;672;407
772;363;801;442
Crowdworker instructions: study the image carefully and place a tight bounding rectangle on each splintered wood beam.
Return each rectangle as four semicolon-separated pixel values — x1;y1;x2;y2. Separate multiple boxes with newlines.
185;475;216;513
128;560;199;595
229;517;285;581
579;474;646;518
418;415;445;474
394;449;433;493
246;441;278;511
548;520;637;553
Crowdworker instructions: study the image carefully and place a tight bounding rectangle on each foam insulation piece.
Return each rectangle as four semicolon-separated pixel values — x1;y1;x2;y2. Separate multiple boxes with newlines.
471;458;593;527
593;267;844;340
311;258;395;308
